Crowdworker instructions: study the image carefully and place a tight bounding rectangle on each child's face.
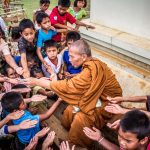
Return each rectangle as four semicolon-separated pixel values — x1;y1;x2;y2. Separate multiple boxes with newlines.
118;127;142;150
67;40;74;49
77;0;85;8
40;3;50;11
21;28;35;43
58;5;69;15
46;46;58;60
40;17;51;31
27;60;36;68
19;100;27;110
34;72;44;79
7;68;17;79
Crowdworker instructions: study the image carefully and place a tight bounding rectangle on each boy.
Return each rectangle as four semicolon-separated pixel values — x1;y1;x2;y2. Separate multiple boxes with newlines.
50;0;95;42
62;31;81;79
42;40;62;77
83;110;150;150
36;12;66;67
18;19;37;78
1;91;61;147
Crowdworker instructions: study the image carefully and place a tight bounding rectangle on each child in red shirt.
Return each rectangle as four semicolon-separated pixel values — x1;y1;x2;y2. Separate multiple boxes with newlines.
50;0;95;42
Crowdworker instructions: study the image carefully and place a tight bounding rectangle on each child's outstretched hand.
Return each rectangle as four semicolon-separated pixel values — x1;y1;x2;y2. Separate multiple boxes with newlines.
6;110;24;120
83;127;102;142
19;119;38;130
60;141;75;150
35;127;50;139
86;25;95;30
107;119;120;130
24;136;38;150
31;95;47;102
42;131;55;150
107;96;123;104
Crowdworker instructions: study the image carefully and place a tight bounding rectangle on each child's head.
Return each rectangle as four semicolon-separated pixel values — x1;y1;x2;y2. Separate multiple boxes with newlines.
0;25;6;40
11;26;21;41
19;19;35;43
44;40;58;60
26;55;37;68
40;0;50;12
36;12;51;31
74;0;87;8
58;0;71;15
66;31;81;48
1;92;26;113
4;64;17;79
118;110;150;150
31;65;44;79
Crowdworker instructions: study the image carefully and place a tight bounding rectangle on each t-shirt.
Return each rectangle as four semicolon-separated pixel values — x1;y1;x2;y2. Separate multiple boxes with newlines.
13;110;40;144
0;38;10;56
50;7;76;42
63;50;82;74
18;37;36;56
42;54;62;77
0;125;8;137
68;7;87;20
36;29;57;48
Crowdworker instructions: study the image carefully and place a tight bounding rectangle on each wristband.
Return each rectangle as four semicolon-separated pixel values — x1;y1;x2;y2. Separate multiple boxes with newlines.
98;137;104;143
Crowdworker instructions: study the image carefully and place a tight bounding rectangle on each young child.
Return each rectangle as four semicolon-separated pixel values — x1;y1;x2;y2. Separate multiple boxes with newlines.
36;12;66;66
68;0;87;21
18;19;37;78
62;31;82;79
83;110;150;150
42;39;63;78
33;0;51;30
50;0;95;42
1;91;62;148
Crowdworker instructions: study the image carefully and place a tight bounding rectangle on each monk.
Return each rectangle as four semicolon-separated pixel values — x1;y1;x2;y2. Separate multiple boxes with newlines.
24;39;122;148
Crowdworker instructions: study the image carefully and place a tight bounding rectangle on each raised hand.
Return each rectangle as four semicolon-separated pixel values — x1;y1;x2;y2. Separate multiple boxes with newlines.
31;94;47;102
60;141;75;150
35;127;50;139
7;110;24;120
15;67;23;75
107;119;120;130
83;127;102;142
24;136;38;150
107;96;123;104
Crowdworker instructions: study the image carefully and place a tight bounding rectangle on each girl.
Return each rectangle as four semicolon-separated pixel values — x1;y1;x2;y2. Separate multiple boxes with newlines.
68;0;87;21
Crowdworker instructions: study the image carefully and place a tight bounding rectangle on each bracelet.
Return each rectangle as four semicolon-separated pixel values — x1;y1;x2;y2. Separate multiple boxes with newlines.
98;137;104;144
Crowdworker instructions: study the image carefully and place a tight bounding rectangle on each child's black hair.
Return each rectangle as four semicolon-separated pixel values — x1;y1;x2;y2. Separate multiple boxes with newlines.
30;65;43;77
58;0;71;8
19;19;35;33
74;0;87;8
120;109;150;140
0;25;6;40
40;0;50;4
36;12;49;24
66;31;81;42
12;84;28;89
1;92;23;113
43;39;58;51
11;26;21;40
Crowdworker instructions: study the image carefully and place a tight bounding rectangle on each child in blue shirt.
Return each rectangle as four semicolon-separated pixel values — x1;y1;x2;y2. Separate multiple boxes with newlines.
1;91;62;147
63;31;82;79
36;12;67;68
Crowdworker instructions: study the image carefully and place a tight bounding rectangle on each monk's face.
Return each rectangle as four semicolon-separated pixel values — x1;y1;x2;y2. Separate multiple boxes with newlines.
69;46;86;68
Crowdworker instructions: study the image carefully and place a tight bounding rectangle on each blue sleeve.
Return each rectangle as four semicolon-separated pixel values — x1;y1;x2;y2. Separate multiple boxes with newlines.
63;51;69;64
31;115;40;128
52;30;57;36
36;32;43;48
4;125;9;134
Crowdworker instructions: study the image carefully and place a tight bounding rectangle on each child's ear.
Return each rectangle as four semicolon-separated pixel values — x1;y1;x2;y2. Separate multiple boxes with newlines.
140;137;149;145
37;24;41;27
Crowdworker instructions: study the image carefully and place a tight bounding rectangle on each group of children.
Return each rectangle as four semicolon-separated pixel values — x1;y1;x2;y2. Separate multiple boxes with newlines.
0;0;150;150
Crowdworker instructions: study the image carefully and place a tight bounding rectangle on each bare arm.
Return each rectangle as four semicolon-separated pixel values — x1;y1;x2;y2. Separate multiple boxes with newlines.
39;98;62;121
36;47;44;63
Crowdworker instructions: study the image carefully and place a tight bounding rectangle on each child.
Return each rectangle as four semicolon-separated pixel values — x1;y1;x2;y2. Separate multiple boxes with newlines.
42;39;62;77
50;0;95;42
68;0;87;21
33;0;51;30
36;12;66;66
1;91;62;148
18;19;37;78
62;31;81;79
83;110;150;150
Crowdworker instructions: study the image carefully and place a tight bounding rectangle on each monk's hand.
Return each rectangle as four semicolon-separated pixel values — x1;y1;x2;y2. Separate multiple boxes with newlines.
107;96;123;104
22;77;38;87
31;94;47;102
19;119;38;130
60;141;75;150
83;127;102;142
104;103;126;114
107;119;120;130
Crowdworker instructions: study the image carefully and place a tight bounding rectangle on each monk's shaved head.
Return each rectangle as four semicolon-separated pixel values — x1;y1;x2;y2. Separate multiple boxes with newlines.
70;39;92;57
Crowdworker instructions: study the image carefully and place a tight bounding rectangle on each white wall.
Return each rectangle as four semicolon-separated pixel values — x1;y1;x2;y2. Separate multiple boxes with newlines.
90;0;150;40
